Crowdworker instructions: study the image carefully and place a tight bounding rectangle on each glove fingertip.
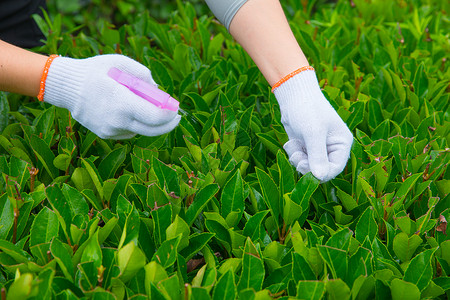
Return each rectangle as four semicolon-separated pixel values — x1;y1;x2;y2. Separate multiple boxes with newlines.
131;98;180;126
283;139;304;156
296;163;310;176
310;164;329;182
155;113;181;135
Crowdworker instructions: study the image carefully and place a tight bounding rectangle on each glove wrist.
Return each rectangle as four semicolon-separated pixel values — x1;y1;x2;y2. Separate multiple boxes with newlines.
273;69;323;107
43;56;87;112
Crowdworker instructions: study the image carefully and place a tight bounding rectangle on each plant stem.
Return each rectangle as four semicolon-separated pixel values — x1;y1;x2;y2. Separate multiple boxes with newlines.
12;207;18;244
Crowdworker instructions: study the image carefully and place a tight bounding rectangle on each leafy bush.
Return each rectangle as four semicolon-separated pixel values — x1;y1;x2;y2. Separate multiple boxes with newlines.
0;0;449;299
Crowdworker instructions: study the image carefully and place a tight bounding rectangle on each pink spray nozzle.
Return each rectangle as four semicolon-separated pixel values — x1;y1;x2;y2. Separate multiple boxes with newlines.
108;67;179;112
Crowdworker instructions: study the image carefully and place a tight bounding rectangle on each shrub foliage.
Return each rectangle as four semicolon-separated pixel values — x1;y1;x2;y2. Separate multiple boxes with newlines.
0;0;449;299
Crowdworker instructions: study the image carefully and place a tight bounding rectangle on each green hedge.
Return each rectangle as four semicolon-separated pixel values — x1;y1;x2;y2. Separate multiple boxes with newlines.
0;0;449;299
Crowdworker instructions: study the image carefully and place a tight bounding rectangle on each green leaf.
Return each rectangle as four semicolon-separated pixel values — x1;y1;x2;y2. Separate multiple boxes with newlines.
371;119;390;141
190;286;211;300
8;201;32;243
351;275;375;300
0;92;9;133
421;280;445;299
213;269;236;300
335;187;357;212
345;101;365;130
145;261;169;295
403;248;437;291
394;213;416;236
347;246;373;286
390;279;421;300
184;92;209;113
220;169;245;224
434;277;450;291
368;98;384;129
30;207;59;247
237;238;264;292
413;62;428;101
184;135;202;163
325;228;352;252
0;240;32;264
80;230;102;268
158;274;181;299
180;233;215;261
185;183;219;226
148;281;169;300
32;268;54;299
326;279;350;300
72;168;95;193
166;215;190;251
334;205;353;225
8;156;31;192
77;261;98;291
33;106;55;140
53;154;71;171
296;281;325;300
153;156;180;196
119;203;141;248
317;245;347;279
389;69;406;104
30;134;59;179
98;216;118;244
394;173;422;205
6;273;37;300
292;252;316;281
205;219;232;254
242;210;269;242
393;232;422;262
290;173;320;226
152;236;180;269
50;237;74;280
131;145;157;174
118;241;147;283
149;58;174;94
192;264;207;287
256;132;283;156
277;150;295;196
355;207;378;243
51;276;84;298
0;194;14;240
150;204;172;247
46;184;89;237
80;158;104;200
255;168;280;227
283;194;303;227
98;145;127;180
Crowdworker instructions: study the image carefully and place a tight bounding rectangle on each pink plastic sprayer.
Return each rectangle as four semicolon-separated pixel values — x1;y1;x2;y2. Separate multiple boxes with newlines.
108;67;179;111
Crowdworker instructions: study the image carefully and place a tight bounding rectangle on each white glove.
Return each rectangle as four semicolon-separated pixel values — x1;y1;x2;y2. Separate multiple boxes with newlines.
43;54;181;139
274;69;353;182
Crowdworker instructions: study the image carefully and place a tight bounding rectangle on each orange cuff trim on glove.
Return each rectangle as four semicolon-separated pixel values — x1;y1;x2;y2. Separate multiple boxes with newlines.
271;66;315;92
37;54;59;102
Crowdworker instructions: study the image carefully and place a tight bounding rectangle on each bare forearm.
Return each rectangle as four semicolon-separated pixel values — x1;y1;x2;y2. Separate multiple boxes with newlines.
0;40;48;97
228;0;309;86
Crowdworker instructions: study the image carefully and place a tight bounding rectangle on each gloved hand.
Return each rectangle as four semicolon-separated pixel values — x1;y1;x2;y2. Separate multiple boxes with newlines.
273;69;353;182
43;54;181;139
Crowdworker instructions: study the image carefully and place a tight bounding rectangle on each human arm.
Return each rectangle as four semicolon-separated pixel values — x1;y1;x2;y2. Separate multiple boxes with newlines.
205;0;353;182
0;39;180;139
0;39;48;96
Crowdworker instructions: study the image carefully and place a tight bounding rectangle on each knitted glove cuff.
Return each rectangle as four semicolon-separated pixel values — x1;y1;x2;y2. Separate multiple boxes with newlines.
273;69;323;108
43;56;88;112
